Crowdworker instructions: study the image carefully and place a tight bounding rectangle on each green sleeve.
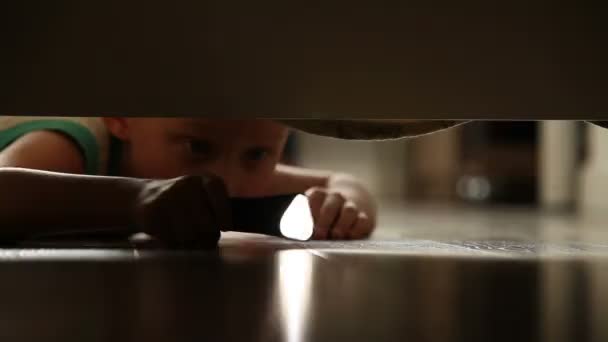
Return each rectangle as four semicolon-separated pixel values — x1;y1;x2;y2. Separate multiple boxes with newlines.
0;120;101;174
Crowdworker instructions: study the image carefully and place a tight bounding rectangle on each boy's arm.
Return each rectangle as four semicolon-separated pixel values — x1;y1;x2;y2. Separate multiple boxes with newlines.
0;167;144;239
0;132;227;247
269;164;377;239
0;130;87;174
0;131;140;238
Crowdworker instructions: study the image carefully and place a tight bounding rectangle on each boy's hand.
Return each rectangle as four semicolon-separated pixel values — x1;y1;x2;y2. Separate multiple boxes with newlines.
133;175;231;249
305;187;373;240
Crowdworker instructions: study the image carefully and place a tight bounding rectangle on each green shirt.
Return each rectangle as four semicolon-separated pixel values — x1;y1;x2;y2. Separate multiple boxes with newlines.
0;117;110;175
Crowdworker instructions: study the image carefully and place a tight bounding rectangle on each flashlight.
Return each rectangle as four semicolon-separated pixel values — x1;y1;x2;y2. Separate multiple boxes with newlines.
228;194;314;241
22;193;315;244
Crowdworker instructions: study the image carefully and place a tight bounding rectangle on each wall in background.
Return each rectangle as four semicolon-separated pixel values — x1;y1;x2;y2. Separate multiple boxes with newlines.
539;121;579;211
293;132;408;198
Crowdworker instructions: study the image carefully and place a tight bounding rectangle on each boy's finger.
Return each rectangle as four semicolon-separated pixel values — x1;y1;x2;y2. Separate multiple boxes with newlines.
316;193;345;240
330;201;358;240
306;187;327;217
348;212;373;240
305;188;327;239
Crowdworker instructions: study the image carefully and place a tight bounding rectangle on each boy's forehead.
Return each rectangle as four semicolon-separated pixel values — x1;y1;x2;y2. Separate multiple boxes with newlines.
178;118;285;130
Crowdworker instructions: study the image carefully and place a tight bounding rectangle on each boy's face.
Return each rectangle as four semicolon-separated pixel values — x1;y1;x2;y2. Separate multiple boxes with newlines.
105;118;289;197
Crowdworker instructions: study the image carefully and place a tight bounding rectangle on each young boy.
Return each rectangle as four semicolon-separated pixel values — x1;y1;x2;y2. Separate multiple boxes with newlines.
0;117;376;248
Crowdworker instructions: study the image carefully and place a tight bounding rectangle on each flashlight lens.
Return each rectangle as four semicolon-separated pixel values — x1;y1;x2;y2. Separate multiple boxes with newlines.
279;194;314;241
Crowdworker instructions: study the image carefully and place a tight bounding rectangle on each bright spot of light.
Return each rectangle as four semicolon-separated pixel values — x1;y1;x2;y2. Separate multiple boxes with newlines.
280;194;314;241
278;250;314;342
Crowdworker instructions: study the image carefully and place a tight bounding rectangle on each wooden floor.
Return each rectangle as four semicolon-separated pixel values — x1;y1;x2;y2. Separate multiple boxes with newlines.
1;202;607;342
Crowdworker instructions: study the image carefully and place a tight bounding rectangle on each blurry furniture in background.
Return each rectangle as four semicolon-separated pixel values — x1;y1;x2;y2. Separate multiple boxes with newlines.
293;121;589;213
405;122;540;206
581;123;608;215
405;121;587;210
458;121;539;205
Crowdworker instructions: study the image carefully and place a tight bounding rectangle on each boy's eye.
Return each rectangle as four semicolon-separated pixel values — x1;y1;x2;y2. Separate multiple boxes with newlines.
245;148;269;162
188;139;211;155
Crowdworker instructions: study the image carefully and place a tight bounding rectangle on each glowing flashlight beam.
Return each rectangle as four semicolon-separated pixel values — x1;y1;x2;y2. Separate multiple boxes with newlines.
279;194;315;241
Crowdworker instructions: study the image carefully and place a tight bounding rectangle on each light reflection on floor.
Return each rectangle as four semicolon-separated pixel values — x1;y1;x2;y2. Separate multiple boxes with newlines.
278;250;314;342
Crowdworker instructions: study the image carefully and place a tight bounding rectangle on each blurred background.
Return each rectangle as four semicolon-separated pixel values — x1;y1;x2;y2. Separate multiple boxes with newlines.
281;121;608;234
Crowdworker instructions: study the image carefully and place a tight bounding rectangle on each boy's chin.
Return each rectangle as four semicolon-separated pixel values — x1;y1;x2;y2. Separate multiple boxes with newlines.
278;119;469;140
